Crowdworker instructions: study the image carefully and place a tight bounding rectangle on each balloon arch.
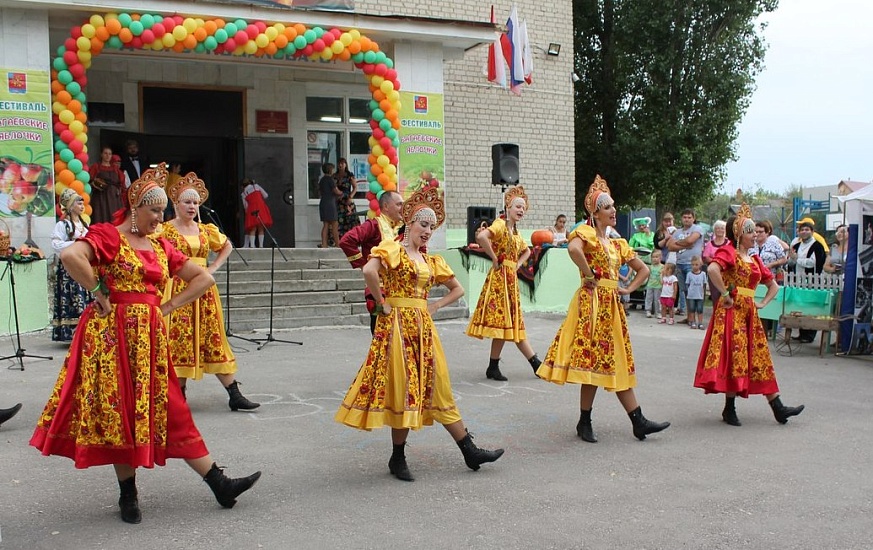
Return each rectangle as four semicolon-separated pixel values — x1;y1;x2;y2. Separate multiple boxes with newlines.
50;12;401;221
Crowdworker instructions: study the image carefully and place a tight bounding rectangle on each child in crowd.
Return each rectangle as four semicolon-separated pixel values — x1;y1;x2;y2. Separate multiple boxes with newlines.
685;256;708;329
645;249;663;319
618;263;631;312
659;263;679;325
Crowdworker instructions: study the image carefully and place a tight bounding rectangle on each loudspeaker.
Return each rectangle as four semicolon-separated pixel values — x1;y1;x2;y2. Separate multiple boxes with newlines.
467;206;497;246
492;143;520;186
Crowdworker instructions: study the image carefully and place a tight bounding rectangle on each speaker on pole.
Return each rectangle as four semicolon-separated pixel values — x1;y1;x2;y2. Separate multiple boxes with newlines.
467;206;497;246
492;143;520;186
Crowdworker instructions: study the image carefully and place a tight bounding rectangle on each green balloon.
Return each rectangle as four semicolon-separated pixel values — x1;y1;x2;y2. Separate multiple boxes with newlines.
214;29;228;43
363;51;376;64
224;23;238;37
83;183;92;195
54;139;66;152
129;21;144;36
379;118;391;132
284;44;297;55
67;159;83;173
57;70;73;85
372;108;385;121
52;58;67;72
118;13;132;27
385;58;394;69
313;27;324;38
351;52;364;63
368;100;379;111
107;36;123;49
233;19;247;30
374;52;386;64
66;82;81;96
140;14;155;29
385;128;398;139
303;29;316;43
77;170;90;184
293;36;307;49
74;92;86;103
204;36;218;51
59;149;74;162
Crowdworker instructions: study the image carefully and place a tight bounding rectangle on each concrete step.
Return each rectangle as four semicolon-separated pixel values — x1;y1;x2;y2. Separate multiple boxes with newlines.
215;277;365;295
222;290;364;308
223;258;352;272
213;267;359;282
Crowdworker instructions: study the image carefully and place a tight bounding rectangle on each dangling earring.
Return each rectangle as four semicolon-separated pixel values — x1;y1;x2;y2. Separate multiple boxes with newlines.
130;209;139;234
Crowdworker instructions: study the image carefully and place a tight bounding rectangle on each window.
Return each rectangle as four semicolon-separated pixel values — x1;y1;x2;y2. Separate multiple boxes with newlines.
307;96;372;201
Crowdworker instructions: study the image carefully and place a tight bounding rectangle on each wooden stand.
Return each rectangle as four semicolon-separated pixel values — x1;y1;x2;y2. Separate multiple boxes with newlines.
777;314;842;357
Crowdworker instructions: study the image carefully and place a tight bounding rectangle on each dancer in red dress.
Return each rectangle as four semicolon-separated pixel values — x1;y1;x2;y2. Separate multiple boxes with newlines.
694;203;805;426
30;164;261;524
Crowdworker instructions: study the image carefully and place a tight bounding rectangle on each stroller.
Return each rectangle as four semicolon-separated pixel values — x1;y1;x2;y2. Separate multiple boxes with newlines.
627;247;652;310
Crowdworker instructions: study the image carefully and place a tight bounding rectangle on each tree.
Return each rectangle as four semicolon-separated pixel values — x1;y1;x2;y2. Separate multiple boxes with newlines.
573;0;778;215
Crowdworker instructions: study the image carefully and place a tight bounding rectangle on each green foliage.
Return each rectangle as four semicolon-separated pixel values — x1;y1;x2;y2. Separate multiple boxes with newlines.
574;0;778;215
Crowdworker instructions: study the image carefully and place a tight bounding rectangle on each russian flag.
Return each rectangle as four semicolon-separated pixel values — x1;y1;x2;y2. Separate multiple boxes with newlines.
501;5;525;92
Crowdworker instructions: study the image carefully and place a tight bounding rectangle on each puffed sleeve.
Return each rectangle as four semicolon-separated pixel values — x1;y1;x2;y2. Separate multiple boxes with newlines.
753;255;774;285
430;254;455;285
80;223;121;265
487;218;507;239
568;224;597;248
712;244;737;272
615;238;636;264
51;221;72;252
370;240;403;270
156;237;191;276
202;223;228;252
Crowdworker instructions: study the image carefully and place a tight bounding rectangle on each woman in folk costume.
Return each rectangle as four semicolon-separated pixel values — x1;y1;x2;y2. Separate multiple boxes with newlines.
466;186;541;381
537;176;670;442
50;188;92;341
694;204;805;427
335;187;504;482
160;172;260;411
30;163;260;524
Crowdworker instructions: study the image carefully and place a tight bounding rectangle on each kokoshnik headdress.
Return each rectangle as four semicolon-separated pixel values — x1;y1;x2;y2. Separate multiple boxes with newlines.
584;175;611;224
167;171;210;205
504;185;529;211
400;187;445;247
127;162;169;233
733;202;755;245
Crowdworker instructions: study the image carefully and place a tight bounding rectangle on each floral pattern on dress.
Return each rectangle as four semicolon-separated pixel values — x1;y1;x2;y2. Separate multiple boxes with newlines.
335;241;461;430
160;223;236;380
538;225;638;390
466;218;529;341
694;244;779;397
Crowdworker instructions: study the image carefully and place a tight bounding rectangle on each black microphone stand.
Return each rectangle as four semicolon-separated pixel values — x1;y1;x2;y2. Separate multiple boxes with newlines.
249;211;302;350
1;257;53;370
201;207;259;345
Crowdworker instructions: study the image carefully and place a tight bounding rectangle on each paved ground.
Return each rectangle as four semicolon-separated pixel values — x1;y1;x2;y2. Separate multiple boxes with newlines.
1;310;872;549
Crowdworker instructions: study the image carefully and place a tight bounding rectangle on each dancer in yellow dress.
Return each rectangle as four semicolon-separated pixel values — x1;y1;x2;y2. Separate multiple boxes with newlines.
466;186;541;380
335;187;504;482
161;172;259;411
537;176;670;442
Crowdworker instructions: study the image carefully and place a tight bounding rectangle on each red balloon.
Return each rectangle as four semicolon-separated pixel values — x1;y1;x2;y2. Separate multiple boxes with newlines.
54;121;66;134
60;130;74;143
75;152;90;164
322;33;334;46
362;63;375;75
63;51;78;65
372;128;385;139
64;38;77;51
369;198;379;211
68;140;84;154
130;37;143;49
152;23;166;38
224;39;237;52
369;119;379;130
385;69;397;81
69;64;85;79
379;137;391;150
255;21;266;33
331;28;342;39
71;26;82;39
76;75;88;88
245;25;258;39
375;64;388;77
312;39;325;52
301;44;314;56
141;29;155;44
234;31;248;45
365;191;376;201
172;15;183;25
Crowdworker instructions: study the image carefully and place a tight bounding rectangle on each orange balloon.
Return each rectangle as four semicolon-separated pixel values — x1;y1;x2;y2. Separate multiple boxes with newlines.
55;159;67;173
95;26;110;41
385;109;398;122
172;42;185;53
370;164;382;177
274;35;288;49
56;90;72;104
368;154;378;165
58;169;75;185
70;180;85;194
373;90;386;102
382;182;396;192
193;27;207;41
264;43;278;55
51;80;64;94
183;35;197;49
90;37;103;52
347;40;361;54
75;111;88;123
67;99;82;114
204;21;218;35
379;99;391;112
284;27;298;40
359;37;371;51
377;173;390;186
391;119;400;130
338;49;351;61
118;28;133;43
293;24;306;36
106;19;121;35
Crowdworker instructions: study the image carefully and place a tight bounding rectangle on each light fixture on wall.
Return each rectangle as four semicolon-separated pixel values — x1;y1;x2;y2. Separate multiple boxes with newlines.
547;43;561;56
571;73;581;83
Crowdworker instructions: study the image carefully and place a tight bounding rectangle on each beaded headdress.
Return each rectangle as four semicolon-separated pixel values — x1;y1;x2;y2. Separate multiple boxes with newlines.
401;187;445;229
127;162;168;233
167;171;209;204
504;185;529;211
584;175;611;217
59;188;81;213
733;202;755;243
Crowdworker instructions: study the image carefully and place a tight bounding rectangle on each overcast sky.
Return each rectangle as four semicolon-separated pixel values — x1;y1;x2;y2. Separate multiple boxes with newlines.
724;0;873;194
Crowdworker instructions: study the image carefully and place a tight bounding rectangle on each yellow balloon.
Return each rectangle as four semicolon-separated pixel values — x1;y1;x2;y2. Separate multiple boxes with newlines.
273;23;285;35
372;145;384;157
52;101;65;115
331;41;344;54
59;110;75;124
77;50;91;63
76;36;91;52
319;48;333;60
54;182;68;195
244;40;258;55
255;34;269;48
370;75;384;88
349;29;361;40
368;136;378;148
340;33;352;46
172;25;188;41
183;18;197;33
194;18;205;28
387;90;400;102
75;132;88;144
380;80;394;94
384;164;396;175
265;27;278;41
162;34;176;48
89;15;105;28
68;120;84;134
81;24;96;39
377;155;389;167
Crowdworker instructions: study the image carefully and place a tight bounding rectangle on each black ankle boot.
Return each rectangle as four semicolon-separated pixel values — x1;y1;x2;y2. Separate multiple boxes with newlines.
576;409;597;442
388;443;414;482
527;354;542;376
628;406;670;440
769;396;805;424
485;358;507;381
225;381;260;411
0;403;22;426
722;397;741;426
117;476;142;524
456;430;504;471
203;463;262;508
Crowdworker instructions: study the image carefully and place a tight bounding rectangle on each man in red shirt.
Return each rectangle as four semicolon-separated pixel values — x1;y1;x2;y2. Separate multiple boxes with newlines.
339;191;404;333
